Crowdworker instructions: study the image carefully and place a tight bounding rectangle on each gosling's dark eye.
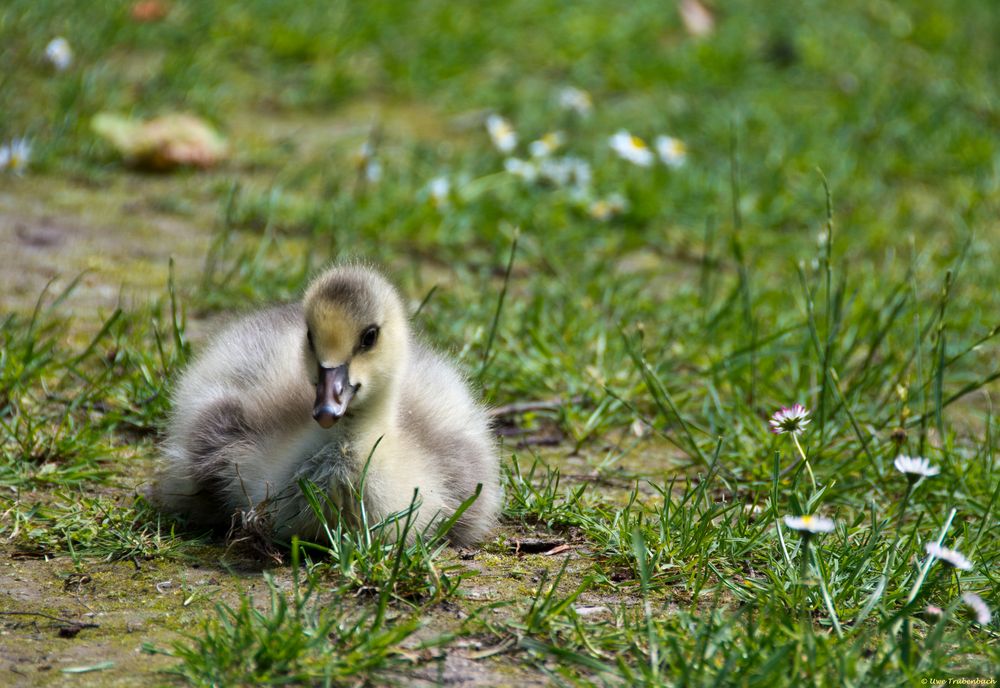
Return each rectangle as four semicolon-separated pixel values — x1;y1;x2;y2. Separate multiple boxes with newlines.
359;325;379;351
306;329;315;352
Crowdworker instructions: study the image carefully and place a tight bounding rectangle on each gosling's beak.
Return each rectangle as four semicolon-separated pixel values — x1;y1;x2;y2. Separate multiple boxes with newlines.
313;364;356;428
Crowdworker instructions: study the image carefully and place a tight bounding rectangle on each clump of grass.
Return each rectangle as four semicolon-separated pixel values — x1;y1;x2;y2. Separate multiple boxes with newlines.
295;474;480;604
156;568;438;687
5;493;191;562
502;453;590;529
0;270;189;486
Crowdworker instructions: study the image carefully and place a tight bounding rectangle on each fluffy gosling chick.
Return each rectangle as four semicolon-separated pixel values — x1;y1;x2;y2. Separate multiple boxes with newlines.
154;264;501;546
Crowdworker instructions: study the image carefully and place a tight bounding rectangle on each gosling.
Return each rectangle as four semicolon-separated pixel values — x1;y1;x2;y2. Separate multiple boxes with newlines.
153;264;501;547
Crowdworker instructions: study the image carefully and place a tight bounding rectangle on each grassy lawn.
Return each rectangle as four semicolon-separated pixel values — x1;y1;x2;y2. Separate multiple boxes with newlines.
1;0;998;685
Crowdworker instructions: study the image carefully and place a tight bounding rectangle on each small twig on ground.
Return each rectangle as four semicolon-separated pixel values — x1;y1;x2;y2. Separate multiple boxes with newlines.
0;611;99;630
489;395;587;418
509;538;567;555
513;434;564;448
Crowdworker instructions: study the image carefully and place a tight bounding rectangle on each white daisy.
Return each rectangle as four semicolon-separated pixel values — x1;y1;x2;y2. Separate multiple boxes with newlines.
536;156;590;189
925;542;973;571
568;157;592;190
504;157;538;182
528;131;564;158
486;114;517;153
355;142;382;183
45;37;73;71
557;86;592;117
655;135;687;168
5;138;32;175
609;130;654;167
783;514;835;534
893;455;940;479
961;592;992;625
364;159;382;183
427;176;450;207
0;144;9;170
769;404;811;435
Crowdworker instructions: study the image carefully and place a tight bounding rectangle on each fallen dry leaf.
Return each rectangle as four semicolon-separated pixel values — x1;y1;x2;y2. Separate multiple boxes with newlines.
92;113;228;171
131;0;169;22
680;0;715;37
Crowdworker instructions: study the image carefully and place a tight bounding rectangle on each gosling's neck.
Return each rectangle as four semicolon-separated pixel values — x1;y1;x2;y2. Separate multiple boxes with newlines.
343;344;409;465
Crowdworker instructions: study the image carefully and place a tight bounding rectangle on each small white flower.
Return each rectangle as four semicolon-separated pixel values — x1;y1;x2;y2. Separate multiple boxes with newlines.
528;131;565;158
961;592;992;625
504;157;538;182
769;404;811;435
537;158;570;186
535;156;589;189
783;514;835;534
557;86;592;117
355;142;382;183
486;114;517;153
427;176;450;207
45;37;73;71
894;455;940;479
588;193;628;221
364;159;382;183
925;542;973;571
655;135;687;168
630;418;650;438
609;130;654;167
567;157;591;190
4;138;31;175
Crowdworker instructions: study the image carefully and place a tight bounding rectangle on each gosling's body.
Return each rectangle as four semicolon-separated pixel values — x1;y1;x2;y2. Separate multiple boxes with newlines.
154;266;500;546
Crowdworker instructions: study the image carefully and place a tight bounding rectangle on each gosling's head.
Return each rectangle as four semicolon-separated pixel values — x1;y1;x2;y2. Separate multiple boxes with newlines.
302;265;409;429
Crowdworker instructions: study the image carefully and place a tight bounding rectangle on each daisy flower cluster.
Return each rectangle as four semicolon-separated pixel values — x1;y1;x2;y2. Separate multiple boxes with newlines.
770;402;989;629
424;88;688;223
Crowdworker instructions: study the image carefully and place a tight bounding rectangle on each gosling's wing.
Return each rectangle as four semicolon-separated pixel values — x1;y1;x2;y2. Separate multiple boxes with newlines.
170;303;310;425
157;303;313;520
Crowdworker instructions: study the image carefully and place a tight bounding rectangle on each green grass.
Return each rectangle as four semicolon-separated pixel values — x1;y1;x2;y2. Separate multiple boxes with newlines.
2;0;999;685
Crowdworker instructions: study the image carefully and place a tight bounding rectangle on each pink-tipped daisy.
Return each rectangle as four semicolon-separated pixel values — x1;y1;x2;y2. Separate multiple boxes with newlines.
925;542;973;571
893;455;940;479
769;404;811;435
783;514;835;534
961;592;992;625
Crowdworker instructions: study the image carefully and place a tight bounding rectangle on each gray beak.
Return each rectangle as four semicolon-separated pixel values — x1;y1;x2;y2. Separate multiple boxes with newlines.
313;364;356;428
